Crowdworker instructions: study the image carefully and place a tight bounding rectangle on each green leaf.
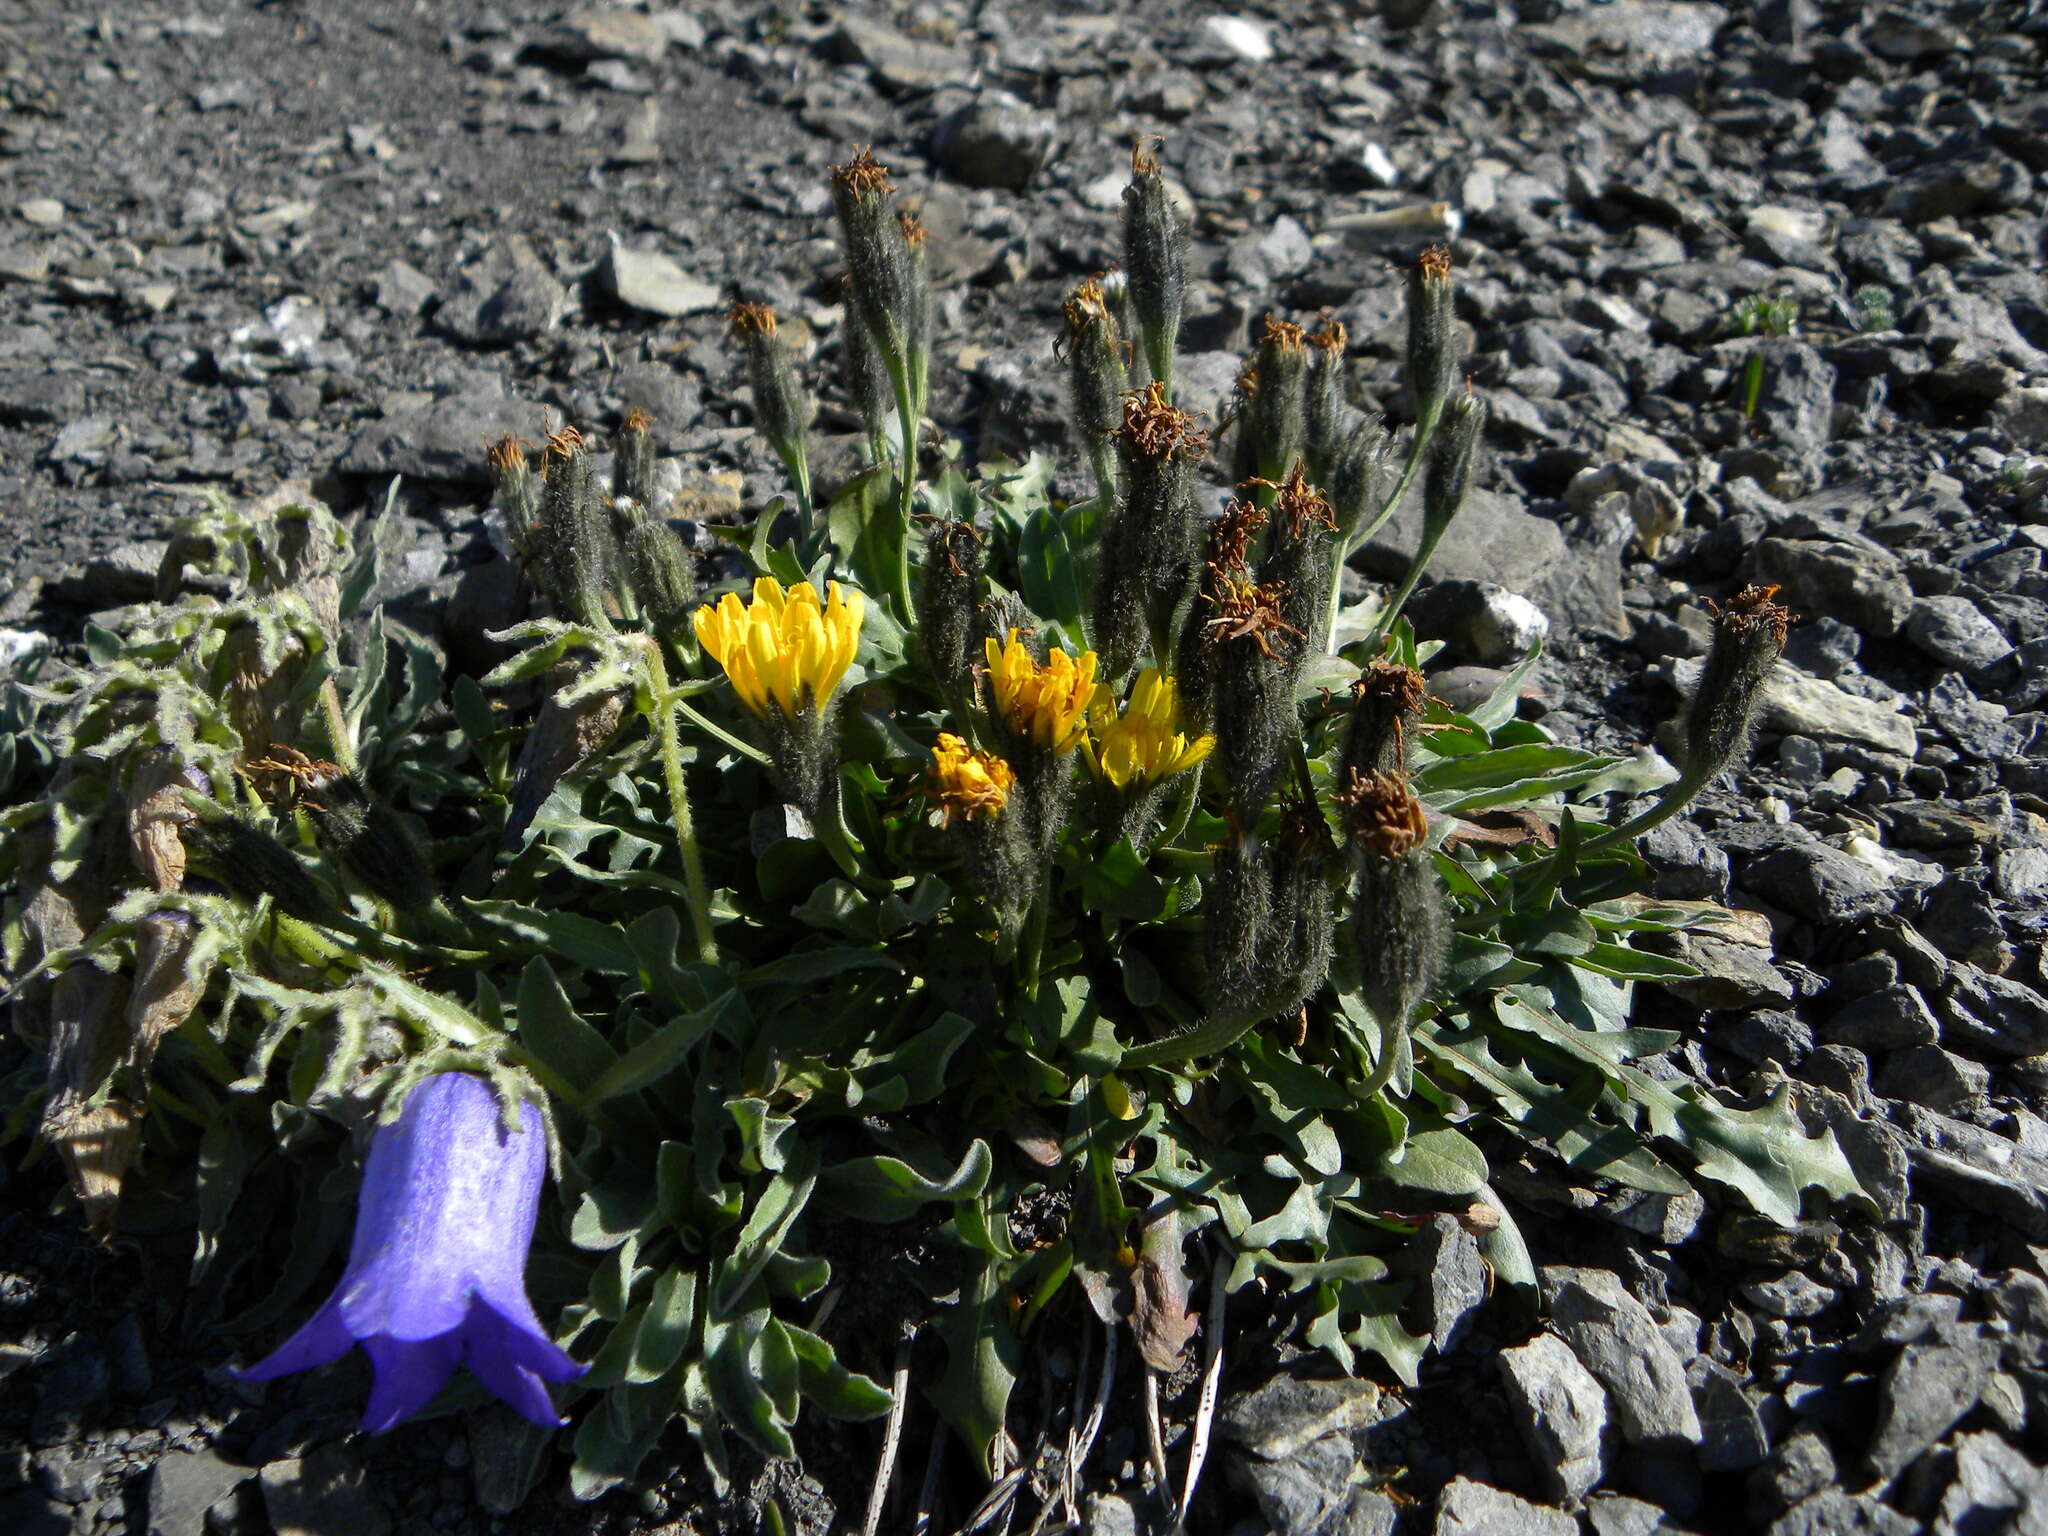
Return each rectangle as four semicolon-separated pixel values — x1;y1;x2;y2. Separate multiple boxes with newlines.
1016;499;1087;632
821;1139;992;1223
740;946;902;988
1346;1286;1431;1387
927;1243;1021;1478
514;957;620;1098
705;1306;795;1459
630;1266;698;1385
715;1145;820;1315
782;1322;895;1419
465;899;642;976
584;991;736;1105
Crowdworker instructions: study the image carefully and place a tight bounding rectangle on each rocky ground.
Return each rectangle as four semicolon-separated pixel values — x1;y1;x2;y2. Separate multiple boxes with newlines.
4;0;2048;1533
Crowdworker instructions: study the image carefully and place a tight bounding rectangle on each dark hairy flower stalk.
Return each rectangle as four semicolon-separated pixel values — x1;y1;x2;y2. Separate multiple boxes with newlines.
1337;769;1446;1098
1205;575;1304;826
1171;496;1267;730
829;150;922;613
1061;277;1129;507
914;517;988;710
1122;140;1187;398
1257;465;1338;651
617;502;698;641
1093;382;1209;684
837;279;894;461
535;428;618;630
730;304;815;530
1234;317;1310;492
488;436;541;558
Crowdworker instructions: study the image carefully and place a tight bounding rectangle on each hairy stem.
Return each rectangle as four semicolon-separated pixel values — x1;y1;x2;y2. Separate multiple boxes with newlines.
640;644;719;965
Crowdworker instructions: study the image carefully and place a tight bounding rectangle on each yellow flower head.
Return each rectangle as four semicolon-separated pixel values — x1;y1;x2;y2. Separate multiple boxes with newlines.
926;732;1014;826
692;578;864;722
983;629;1099;754
1083;668;1215;792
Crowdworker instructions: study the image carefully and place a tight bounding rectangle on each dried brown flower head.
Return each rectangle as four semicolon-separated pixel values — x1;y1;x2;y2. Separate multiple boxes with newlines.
832;147;892;199
728;302;778;337
485;435;530;473
1335;769;1430;857
1204;576;1302;662
1353;658;1428;720
621;406;654;434
1308;318;1348;355
1208;497;1269;577
542;424;585;466
897;209;928;250
1259;315;1308;355
1270;464;1336;538
1705;583;1795;647
1418;244;1454;280
1118;380;1209;461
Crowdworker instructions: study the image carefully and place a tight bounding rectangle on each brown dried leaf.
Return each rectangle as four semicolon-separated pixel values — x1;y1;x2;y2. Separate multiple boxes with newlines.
1132;1208;1197;1372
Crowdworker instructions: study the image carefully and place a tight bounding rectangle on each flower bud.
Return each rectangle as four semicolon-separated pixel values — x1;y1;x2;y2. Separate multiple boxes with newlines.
1235;317;1309;489
1327;415;1391;545
1204;831;1271;1022
618;505;698;639
488;436;542;557
184;811;335;923
1423;390;1485;543
300;764;436;914
1338;770;1446;1038
1122;141;1187;395
830;150;915;392
927;733;1032;941
1406;244;1458;432
612;407;658;507
730;303;811;483
1061;277;1129;505
1265;795;1338;1019
1304;320;1350;486
536;428;617;630
916;518;988;705
837;285;894;454
1684;585;1793;784
1341;659;1427;780
1095;383;1208;682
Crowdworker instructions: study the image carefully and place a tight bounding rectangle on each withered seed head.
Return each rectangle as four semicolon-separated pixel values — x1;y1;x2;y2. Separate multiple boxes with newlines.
486;435;530;473
1260;315;1308;356
1308;318;1348;355
1419;244;1453;280
1204;577;1302;662
832;147;892;199
1271;465;1335;539
1706;583;1794;647
728;301;778;337
1119;381;1208;461
1336;769;1431;858
1208;497;1269;577
898;209;928;250
1342;659;1429;780
543;424;586;466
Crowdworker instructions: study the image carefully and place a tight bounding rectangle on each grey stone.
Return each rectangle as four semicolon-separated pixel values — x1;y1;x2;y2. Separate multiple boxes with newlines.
1750;1429;1836;1518
260;1445;391;1536
1408;579;1550;665
1876;1045;1989;1112
1936;1431;2048;1533
1670;658;1917;756
930;94;1057;191
1941;966;2048;1059
369;260;435;316
1754;341;1836;459
1218;1372;1384;1463
1082;1492;1139;1536
601;245;720;319
30;1337;108;1446
1741;840;1893;924
555;7;669;62
1541;1268;1701;1449
1822;984;1940;1051
1906;597;2012;672
1434;1477;1577;1536
0;370;86;425
1903;1105;2048;1240
1356;487;1569;601
1766;1489;1917;1536
1399;1214;1488;1353
1641;819;1730;901
1739;1272;1837;1321
1659;931;1795;1010
1745;537;1913;638
1692;1360;1769;1471
1534;2;1728;61
32;1448;100;1504
437;238;565;345
828;14;968;92
1866;1322;1999;1481
147;1449;253;1536
1585;1494;1667;1536
338;394;552;486
1496;1333;1608;1504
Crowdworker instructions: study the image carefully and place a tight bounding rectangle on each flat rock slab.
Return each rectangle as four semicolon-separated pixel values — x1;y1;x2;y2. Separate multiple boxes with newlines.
338;394;552;486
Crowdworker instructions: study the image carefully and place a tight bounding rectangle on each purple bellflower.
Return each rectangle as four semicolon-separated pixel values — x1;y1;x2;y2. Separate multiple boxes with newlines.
238;1072;585;1432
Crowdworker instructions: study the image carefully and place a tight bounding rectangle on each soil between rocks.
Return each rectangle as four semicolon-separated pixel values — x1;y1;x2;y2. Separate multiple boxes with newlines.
4;2;2048;1534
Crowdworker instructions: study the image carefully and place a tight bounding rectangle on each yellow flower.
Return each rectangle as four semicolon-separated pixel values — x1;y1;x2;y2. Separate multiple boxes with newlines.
1083;668;1215;791
926;732;1014;826
983;629;1099;753
693;578;864;721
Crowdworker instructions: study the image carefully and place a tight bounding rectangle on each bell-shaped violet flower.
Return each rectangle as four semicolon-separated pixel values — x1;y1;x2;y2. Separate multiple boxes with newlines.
238;1072;584;1432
